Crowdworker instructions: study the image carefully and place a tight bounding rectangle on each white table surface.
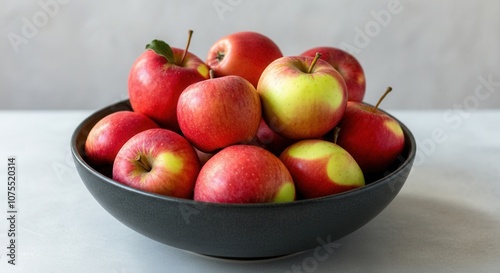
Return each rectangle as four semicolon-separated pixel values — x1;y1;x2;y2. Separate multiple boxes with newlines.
0;109;499;273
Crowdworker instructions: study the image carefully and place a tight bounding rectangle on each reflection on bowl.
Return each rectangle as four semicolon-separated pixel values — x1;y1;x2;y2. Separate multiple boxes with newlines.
71;100;416;259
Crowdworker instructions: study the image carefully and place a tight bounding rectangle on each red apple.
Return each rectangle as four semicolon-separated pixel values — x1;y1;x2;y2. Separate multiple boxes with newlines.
206;31;283;87
112;128;201;198
248;119;296;156
128;30;210;131
300;46;366;102
257;53;348;140
177;74;261;153
280;139;365;199
84;111;159;166
194;145;295;204
332;87;405;173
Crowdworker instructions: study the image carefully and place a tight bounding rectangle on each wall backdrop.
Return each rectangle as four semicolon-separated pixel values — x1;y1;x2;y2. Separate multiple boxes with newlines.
1;0;499;110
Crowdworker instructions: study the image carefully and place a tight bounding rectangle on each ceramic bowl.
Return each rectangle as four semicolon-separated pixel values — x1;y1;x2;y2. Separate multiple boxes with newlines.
71;100;416;259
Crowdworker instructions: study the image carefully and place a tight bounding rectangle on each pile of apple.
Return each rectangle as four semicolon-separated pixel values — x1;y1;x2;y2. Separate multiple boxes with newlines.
84;30;405;204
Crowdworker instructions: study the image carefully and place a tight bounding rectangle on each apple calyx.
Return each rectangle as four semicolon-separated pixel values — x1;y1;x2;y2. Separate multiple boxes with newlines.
135;155;152;172
145;39;175;64
307;52;322;73
216;51;225;63
372;86;393;112
180;29;194;66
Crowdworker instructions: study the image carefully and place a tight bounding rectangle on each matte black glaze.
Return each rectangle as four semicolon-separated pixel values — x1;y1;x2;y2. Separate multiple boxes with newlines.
71;100;416;259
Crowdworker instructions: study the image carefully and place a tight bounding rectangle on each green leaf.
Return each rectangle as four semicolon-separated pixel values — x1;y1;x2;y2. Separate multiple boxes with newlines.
145;39;175;63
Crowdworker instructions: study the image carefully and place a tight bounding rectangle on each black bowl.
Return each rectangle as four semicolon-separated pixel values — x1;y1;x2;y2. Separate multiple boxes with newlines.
71;100;416;259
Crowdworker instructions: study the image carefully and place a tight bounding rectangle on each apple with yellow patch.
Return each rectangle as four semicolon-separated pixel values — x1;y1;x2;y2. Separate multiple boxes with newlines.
194;145;295;204
113;128;201;199
257;53;348;140
280;139;365;199
332;87;405;173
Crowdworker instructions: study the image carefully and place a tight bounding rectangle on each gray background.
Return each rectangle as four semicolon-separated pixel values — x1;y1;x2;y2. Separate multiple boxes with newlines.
1;0;499;110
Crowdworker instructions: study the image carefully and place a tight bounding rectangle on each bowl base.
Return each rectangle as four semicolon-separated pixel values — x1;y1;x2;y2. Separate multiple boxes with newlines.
184;249;309;263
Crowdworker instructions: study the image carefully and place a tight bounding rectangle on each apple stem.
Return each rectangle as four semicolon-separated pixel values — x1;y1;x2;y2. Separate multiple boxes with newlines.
180;29;194;66
135;155;152;172
307;52;322;73
333;127;341;144
209;69;215;79
372;87;393;112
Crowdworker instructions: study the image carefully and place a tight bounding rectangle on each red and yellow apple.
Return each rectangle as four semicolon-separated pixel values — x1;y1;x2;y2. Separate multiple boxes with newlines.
256;53;348;140
332;87;405;173
112;128;201;198
206;31;283;88
177;74;261;153
194;145;295;203
128;31;210;131
84;111;159;166
301;46;366;102
279;139;365;199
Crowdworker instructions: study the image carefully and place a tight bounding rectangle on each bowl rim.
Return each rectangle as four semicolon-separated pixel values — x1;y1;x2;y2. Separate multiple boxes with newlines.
71;99;416;209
